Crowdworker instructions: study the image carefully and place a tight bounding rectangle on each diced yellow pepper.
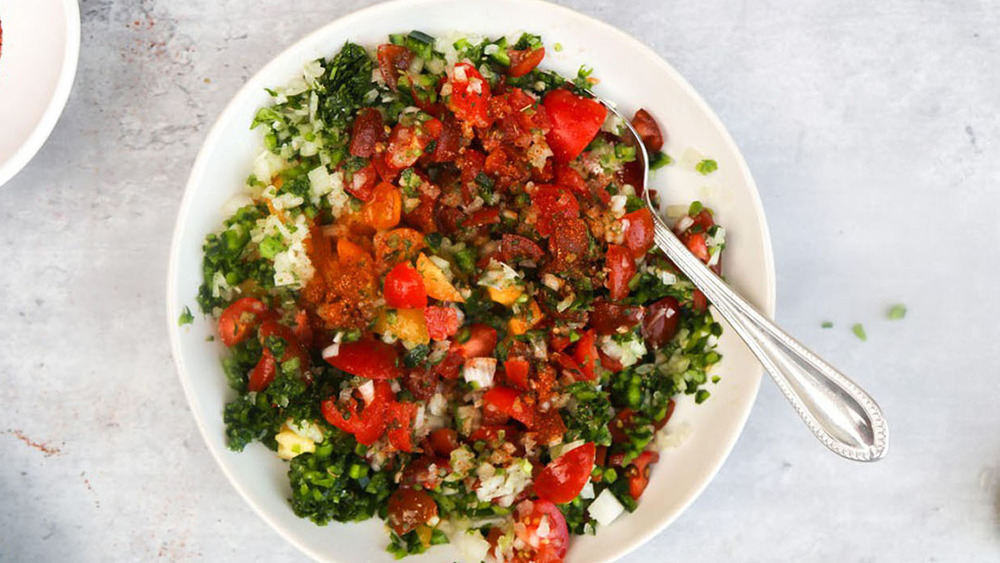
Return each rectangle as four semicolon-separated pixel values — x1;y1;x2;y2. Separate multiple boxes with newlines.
508;300;544;336
416;253;465;303
487;285;523;306
375;308;430;345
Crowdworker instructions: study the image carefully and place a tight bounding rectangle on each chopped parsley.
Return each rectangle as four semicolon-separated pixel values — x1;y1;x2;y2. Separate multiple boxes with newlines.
887;304;907;320
821;321;834;329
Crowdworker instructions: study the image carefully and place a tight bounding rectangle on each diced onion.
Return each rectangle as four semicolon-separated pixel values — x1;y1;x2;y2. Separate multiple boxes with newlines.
588;489;626;526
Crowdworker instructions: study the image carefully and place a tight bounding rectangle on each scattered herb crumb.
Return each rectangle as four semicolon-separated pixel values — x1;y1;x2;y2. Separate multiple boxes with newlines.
179;306;194;326
695;389;711;404
711;375;721;384
695;159;718;175
821;321;834;329
650;151;673;170
554;42;563;52
887;304;907;320
852;323;867;342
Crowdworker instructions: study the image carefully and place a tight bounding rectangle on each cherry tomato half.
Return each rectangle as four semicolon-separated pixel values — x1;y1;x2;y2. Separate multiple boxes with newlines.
514;499;570;562
533;442;596;504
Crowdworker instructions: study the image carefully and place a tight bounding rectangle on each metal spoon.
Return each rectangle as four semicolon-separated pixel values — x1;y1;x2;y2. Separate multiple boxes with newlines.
603;101;889;461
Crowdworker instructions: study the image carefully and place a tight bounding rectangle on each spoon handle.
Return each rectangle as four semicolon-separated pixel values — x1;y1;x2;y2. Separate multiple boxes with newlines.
649;219;889;461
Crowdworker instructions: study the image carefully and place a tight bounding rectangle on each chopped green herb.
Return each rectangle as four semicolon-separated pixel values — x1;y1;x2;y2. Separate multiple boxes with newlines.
695;159;718;175
887;304;907;320
554;42;564;52
695;389;711;404
178;306;194;326
852;323;867;342
821;321;834;329
649;151;673;170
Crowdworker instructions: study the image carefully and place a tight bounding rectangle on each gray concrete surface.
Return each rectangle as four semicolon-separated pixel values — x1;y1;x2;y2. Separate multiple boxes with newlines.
1;0;998;561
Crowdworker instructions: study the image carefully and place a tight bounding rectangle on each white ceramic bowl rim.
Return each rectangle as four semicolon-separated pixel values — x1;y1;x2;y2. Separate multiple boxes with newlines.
167;0;776;561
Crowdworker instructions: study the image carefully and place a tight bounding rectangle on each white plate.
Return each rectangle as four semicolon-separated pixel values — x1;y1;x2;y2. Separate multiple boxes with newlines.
0;0;80;188
167;1;776;561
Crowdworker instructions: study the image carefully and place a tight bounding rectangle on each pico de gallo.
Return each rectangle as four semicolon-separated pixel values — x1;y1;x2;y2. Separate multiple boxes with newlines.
196;31;726;562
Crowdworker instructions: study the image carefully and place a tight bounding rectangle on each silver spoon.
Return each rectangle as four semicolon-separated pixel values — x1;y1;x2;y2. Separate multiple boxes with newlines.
603;101;889;461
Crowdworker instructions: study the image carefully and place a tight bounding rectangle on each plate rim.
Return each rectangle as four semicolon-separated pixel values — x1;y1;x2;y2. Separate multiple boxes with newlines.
166;0;777;560
0;0;81;188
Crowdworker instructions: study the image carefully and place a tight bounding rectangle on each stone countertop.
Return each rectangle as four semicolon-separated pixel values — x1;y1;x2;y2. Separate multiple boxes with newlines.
1;0;998;561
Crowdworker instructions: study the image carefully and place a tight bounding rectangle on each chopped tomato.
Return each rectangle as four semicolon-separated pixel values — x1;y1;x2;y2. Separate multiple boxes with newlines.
373;227;425;267
531;185;579;237
431;115;462;163
570;329;598;380
428;428;460;457
337;238;368;265
507;47;545;77
376;44;413;90
433;351;464;380
424;306;460;340
608;408;637;443
321;380;394;444
623;208;655;259
504;357;531;390
386;120;441;169
642;296;680;347
626;451;660;500
533;442;595;504
554;161;587;195
483;386;535;426
681;231;710;263
468;424;521;445
324;338;402;379
500;233;544;263
691;288;708;313
383;262;428;308
349;108;384;157
606;244;636;301
247;349;277;392
513;499;569;562
631;108;664;152
346;161;379;201
451;324;498;359
217;297;271;347
446;62;491;127
362;182;402;230
547;217;589;271
464;206;501;228
690;208;715;232
400;455;449;489
542;88;607;163
386;400;419;452
372;149;401;182
548;334;571;353
530;410;566;445
590;300;643;335
387;488;438;535
258;320;310;369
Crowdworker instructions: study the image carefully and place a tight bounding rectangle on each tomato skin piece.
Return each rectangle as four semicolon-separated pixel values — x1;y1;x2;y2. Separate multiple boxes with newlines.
631;108;664;152
320;380;394;444
570;329;599;380
623;208;655;259
504;357;531;390
424;306;460;340
606;244;636;301
642;296;681;347
383;262;428;309
464;207;501;229
431;115;462;163
247;349;277;392
654;399;677;431
450;324;498;359
547;217;590;271
553;161;588;195
217;297;271;347
387;488;438;536
468;424;521;444
627;451;660;500
533;442;596;504
608;408;637;444
446;62;492;127
376;44;413;90
434;351;464;380
542;88;607;163
507;47;545;77
386;122;437;169
349;108;384;158
691;289;708;313
258;320;310;370
514;499;570;561
324;339;402;379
